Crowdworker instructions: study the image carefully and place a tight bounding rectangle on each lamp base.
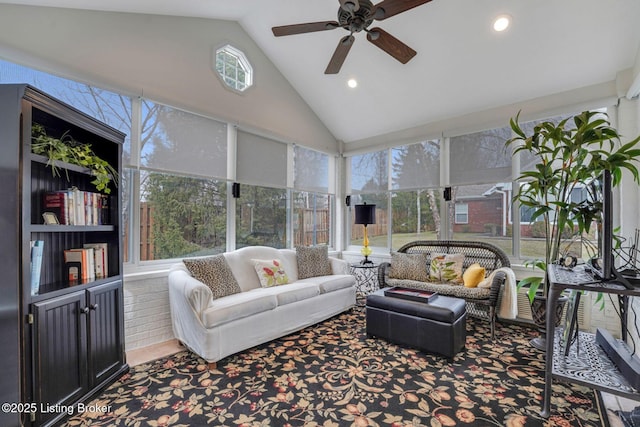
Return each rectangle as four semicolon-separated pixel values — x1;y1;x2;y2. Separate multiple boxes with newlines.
360;256;373;265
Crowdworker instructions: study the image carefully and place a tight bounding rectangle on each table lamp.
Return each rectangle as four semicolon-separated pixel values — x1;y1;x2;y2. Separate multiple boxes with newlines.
354;202;376;264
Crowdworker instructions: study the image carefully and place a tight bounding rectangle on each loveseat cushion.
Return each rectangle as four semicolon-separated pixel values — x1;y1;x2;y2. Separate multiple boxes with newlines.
389;252;429;282
296;245;332;279
201;292;278;328
183;255;241;300
386;278;491;300
429;253;464;283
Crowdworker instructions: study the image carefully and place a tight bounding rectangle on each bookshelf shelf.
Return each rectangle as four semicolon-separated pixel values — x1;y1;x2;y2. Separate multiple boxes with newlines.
0;84;128;427
30;224;115;232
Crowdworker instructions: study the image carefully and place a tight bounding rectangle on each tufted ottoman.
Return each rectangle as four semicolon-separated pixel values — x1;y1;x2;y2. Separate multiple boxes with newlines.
365;289;466;358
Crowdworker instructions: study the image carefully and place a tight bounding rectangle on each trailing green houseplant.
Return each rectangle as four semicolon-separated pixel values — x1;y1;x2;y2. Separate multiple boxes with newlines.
505;110;640;304
31;123;118;194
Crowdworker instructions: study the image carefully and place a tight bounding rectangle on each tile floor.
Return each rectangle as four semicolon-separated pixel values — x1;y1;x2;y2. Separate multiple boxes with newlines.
126;340;635;425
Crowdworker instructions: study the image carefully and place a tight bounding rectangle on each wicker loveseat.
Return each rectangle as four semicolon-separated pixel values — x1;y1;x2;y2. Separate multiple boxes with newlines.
378;240;511;339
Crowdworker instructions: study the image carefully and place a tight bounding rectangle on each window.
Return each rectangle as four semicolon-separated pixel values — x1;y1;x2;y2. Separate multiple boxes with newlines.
138;101;228;261
293;191;333;247
455;203;468;224
215;45;253;92
236;185;287;248
391;190;440;250
140;171;227;260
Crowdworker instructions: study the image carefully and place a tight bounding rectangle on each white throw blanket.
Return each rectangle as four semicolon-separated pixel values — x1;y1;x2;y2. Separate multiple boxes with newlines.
481;267;517;319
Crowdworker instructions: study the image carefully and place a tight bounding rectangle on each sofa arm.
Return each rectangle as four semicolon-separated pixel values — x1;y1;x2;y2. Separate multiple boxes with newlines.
168;267;213;316
378;262;391;288
329;256;349;275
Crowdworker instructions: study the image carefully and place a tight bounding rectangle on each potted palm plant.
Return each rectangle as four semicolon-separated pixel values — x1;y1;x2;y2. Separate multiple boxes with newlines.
505;110;640;349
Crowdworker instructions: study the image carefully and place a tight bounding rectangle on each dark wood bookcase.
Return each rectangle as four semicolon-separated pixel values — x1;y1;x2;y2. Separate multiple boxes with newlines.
0;84;128;427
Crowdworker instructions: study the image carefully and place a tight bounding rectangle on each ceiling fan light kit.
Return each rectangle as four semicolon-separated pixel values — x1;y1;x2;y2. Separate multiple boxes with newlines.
272;0;432;74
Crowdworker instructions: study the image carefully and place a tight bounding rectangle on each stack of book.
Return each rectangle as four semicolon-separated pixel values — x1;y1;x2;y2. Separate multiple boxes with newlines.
43;188;110;226
63;243;108;285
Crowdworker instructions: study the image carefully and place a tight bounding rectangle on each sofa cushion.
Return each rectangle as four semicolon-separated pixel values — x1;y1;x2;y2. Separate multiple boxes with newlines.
183;255;241;300
270;283;321;306
386;278;491;300
299;274;356;294
201;292;278;328
252;258;289;287
389;252;429;282
296;245;332;279
429;253;464;283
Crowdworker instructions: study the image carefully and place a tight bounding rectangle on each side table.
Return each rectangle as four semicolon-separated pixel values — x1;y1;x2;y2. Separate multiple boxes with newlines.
350;263;380;297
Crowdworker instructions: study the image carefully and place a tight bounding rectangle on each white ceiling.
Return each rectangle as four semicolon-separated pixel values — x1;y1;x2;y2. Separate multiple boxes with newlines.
2;0;640;144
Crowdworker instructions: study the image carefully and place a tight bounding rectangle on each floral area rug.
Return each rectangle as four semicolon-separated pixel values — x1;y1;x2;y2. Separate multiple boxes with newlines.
65;308;609;427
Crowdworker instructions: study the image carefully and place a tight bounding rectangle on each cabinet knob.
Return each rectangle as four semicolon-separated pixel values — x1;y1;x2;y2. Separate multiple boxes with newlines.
80;307;89;314
90;304;99;311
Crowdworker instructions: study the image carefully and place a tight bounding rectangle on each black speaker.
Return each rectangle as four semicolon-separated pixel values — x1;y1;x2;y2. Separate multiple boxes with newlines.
444;187;452;201
232;182;240;198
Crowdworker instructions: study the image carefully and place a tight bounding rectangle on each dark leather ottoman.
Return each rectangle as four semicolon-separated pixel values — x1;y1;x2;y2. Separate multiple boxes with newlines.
365;289;466;358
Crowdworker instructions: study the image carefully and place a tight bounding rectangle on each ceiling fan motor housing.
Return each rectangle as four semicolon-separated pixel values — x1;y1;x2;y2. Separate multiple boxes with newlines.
338;0;375;32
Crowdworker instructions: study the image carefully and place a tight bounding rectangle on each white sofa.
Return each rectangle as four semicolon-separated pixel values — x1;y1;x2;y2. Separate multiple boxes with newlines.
168;246;356;367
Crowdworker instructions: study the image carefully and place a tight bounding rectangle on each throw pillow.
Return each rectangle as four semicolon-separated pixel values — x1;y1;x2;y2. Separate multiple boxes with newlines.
252;258;289;287
183;255;241;299
389;252;429;282
429;253;464;283
463;263;486;288
296;245;332;279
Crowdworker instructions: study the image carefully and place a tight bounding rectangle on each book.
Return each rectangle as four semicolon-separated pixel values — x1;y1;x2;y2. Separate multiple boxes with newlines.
383;287;438;303
83;243;107;279
43;191;70;224
30;240;44;295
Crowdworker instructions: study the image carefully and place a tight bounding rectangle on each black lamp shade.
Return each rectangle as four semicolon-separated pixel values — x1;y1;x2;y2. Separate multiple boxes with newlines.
355;203;376;225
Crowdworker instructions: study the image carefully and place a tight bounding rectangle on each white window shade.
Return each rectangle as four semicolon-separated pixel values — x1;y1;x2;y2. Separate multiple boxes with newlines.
141;102;227;179
392;140;440;190
350;150;388;194
450;127;512;185
237;130;287;187
294;146;329;192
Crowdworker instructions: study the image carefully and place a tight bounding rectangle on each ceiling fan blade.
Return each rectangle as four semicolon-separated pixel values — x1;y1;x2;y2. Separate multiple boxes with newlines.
366;27;416;64
272;21;340;37
325;35;355;74
372;0;432;20
339;0;360;12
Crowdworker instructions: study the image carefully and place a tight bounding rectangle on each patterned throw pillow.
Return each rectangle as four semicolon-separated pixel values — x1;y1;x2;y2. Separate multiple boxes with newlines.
389;252;429;282
252;258;289;287
429;253;464;283
463;263;486;288
183;255;241;299
296;245;333;279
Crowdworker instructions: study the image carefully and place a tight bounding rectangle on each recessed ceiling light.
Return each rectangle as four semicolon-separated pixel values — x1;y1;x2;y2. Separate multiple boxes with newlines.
347;79;358;89
493;14;511;32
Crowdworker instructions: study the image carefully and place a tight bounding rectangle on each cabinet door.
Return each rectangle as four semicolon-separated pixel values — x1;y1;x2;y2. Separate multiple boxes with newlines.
87;281;125;386
33;291;88;424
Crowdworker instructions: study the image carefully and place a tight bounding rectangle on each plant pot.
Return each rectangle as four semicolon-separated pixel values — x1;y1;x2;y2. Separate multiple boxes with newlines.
529;294;569;351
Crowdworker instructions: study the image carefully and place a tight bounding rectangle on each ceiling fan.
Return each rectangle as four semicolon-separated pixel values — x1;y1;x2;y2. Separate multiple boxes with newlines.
272;0;432;74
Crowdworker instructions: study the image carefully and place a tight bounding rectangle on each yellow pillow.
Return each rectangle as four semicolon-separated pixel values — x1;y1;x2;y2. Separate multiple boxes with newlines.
463;263;486;288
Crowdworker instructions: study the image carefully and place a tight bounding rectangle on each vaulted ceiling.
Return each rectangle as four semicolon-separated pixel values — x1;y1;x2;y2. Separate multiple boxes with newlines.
2;0;640;144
